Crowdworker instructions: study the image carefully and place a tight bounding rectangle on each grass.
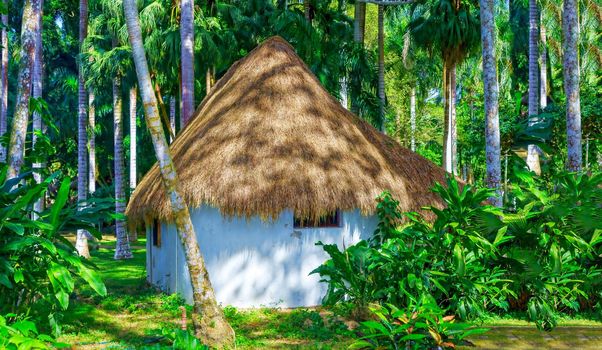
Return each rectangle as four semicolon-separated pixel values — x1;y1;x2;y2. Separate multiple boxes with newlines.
58;237;602;349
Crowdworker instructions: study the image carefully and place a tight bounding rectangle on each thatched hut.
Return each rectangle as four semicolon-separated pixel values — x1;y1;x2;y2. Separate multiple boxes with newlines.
126;36;447;307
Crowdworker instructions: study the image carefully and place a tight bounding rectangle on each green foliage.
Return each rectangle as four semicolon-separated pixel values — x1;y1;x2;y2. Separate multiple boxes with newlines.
315;171;602;336
350;295;488;350
0;163;115;333
0;314;67;350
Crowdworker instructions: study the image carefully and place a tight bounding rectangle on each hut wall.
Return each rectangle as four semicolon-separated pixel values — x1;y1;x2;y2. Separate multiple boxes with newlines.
146;205;377;307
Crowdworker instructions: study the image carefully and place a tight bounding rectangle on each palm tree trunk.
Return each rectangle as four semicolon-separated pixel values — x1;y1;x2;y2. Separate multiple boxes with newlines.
442;63;449;171
304;0;311;21
377;4;385;133
7;0;41;178
129;86;137;191
88;89;96;193
410;86;416;152
180;0;194;127
123;0;235;345
450;63;457;175
539;21;547;109
32;0;44;215
205;68;211;96
353;1;366;44
170;95;176;143
526;0;540;175
0;4;8;163
480;0;502;207
75;0;90;258
563;0;581;172
113;77;133;260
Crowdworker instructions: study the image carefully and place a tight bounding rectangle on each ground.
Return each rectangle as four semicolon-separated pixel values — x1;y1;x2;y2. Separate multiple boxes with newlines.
59;236;602;349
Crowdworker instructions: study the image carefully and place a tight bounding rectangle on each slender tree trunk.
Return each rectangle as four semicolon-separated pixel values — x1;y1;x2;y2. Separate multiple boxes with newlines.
526;0;541;175
442;63;449;170
205;68;211;96
170;96;176;143
353;1;366;44
450;63;457;175
129;86;138;242
563;0;581;171
75;0;90;258
410;86;416;152
540;21;547;109
7;0;41;178
340;76;348;109
113;77;133;260
129;86;137;191
377;4;386;133
88;89;96;193
32;0;44;215
480;0;502;207
123;0;235;345
0;5;8;163
180;0;194;127
304;0;311;22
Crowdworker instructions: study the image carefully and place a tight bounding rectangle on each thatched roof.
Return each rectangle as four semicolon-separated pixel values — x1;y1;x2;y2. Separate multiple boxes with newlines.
126;36;448;227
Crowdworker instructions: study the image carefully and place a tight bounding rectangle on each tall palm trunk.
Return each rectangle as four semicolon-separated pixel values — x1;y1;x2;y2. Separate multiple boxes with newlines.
113;77;133;260
539;22;547;109
410;86;416;152
6;0;41;178
526;0;540;174
0;4;8;163
443;62;457;174
353;1;366;44
563;0;581;171
377;4;385;133
442;63;449;170
480;0;502;207
123;0;235;345
304;0;311;22
129;86;137;191
180;0;194;127
88;90;96;193
128;86;137;242
75;0;90;258
32;1;44;215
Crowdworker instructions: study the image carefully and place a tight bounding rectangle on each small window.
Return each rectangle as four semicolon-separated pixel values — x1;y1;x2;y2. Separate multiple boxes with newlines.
294;210;341;228
152;219;161;247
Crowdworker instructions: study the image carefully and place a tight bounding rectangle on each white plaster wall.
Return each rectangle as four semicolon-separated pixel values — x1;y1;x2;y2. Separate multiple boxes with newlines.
147;206;377;307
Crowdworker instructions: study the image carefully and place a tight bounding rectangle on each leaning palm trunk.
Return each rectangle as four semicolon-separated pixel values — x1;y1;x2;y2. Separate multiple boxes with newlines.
180;0;194;127
6;0;41;178
526;0;540;175
32;1;43;215
123;0;235;345
563;0;581;172
0;5;8;163
113;77;133;260
75;0;89;258
377;4;385;133
480;0;502;207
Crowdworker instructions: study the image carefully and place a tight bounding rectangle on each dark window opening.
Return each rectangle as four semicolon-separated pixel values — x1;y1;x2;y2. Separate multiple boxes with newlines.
294;210;341;228
152;219;161;247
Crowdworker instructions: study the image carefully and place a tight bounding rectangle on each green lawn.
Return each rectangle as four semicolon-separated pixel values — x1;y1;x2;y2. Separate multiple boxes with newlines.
58;237;602;349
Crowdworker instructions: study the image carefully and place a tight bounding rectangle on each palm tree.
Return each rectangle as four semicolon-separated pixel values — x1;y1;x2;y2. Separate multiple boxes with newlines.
169;96;176;142
32;0;44;215
354;1;366;44
377;3;385;132
410;87;416;151
6;0;41;178
88;89;96;194
180;0;194;127
525;0;540;174
563;0;581;171
410;0;480;175
123;0;235;345
539;20;547;109
480;0;502;206
113;75;133;260
0;2;8;163
129;86;137;192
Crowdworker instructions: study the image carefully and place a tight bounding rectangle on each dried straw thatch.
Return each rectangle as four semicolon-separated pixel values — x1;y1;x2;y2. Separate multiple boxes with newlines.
126;36;448;228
